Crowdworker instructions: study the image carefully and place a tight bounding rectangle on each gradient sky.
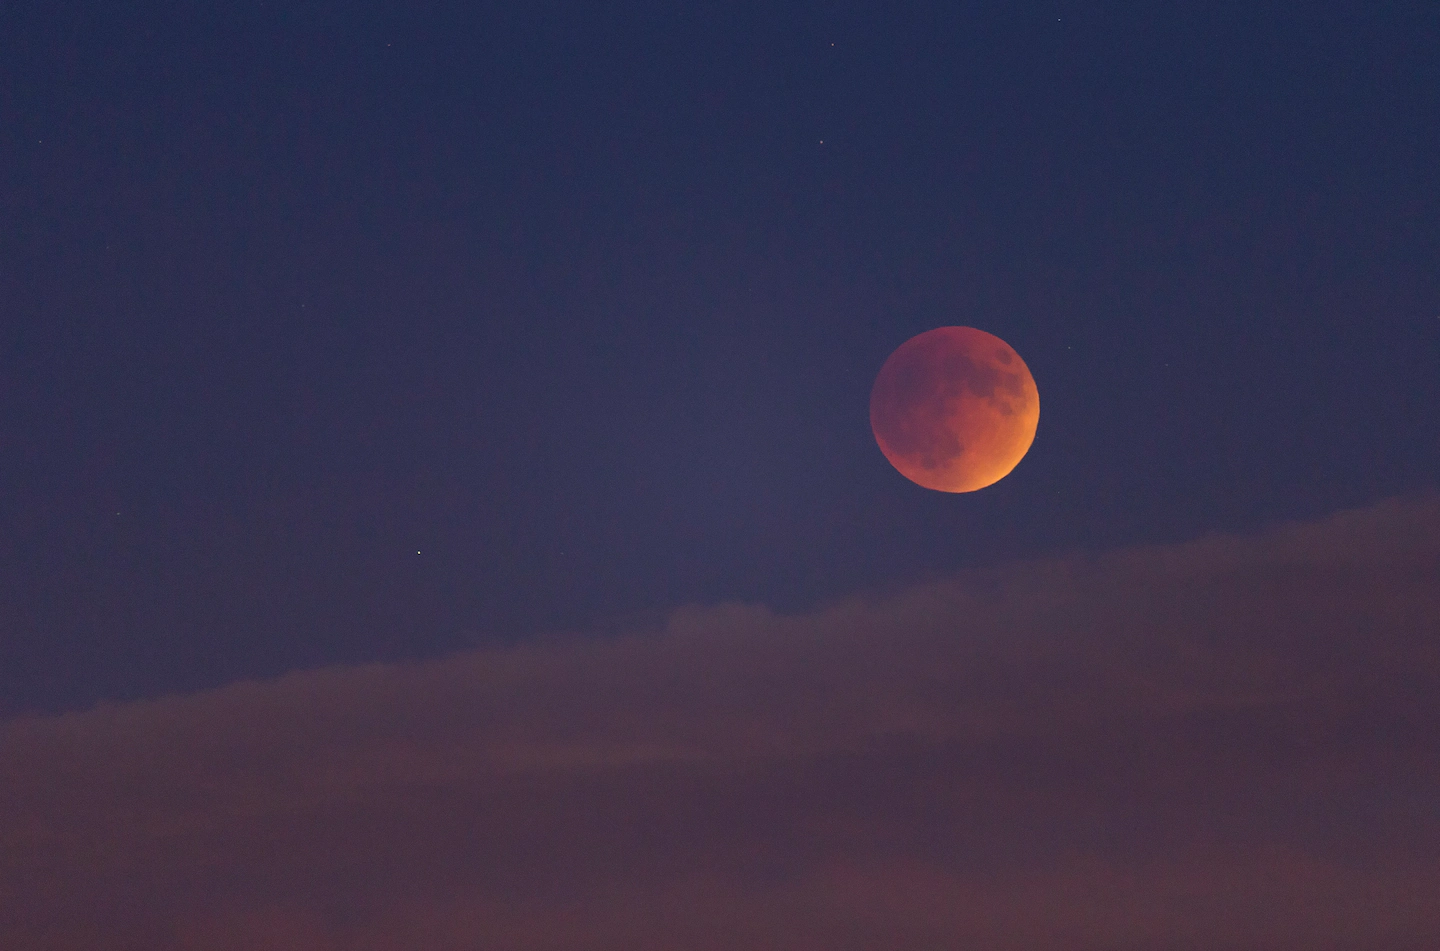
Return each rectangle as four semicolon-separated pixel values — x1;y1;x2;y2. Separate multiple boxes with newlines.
4;498;1439;948
2;2;1439;947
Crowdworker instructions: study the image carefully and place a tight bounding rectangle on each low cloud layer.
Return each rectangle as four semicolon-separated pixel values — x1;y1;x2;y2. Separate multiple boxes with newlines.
3;496;1439;950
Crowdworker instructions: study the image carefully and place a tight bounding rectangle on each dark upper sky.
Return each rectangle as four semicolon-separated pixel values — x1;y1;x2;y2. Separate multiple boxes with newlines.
2;0;1438;714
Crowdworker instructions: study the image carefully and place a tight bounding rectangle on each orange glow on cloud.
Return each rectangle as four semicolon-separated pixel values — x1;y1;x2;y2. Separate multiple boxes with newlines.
1;496;1438;950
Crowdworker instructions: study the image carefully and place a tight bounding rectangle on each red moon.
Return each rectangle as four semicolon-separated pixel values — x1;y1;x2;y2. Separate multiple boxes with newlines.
870;326;1039;493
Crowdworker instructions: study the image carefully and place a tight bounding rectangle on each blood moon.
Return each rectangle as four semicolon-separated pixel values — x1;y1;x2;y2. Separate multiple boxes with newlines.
870;326;1039;493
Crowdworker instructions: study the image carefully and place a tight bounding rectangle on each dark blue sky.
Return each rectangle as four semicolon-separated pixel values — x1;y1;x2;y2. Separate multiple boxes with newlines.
2;0;1437;714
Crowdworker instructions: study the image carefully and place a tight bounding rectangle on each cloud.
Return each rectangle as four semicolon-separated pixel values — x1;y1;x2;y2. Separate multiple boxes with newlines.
2;495;1438;949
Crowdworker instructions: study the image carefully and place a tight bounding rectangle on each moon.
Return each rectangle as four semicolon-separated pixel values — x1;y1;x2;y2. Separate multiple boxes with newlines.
870;326;1039;493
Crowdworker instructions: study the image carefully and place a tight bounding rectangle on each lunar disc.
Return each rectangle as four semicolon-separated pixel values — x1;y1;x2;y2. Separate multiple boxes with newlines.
869;326;1039;493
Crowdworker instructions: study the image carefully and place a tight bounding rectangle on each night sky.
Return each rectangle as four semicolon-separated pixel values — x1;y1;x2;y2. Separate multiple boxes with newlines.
3;2;1439;948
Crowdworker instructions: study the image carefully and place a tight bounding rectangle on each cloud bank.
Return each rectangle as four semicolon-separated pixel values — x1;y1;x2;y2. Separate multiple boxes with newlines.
3;496;1439;950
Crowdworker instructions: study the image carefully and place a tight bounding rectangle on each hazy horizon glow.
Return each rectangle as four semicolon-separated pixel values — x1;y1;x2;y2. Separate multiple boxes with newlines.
4;496;1437;950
